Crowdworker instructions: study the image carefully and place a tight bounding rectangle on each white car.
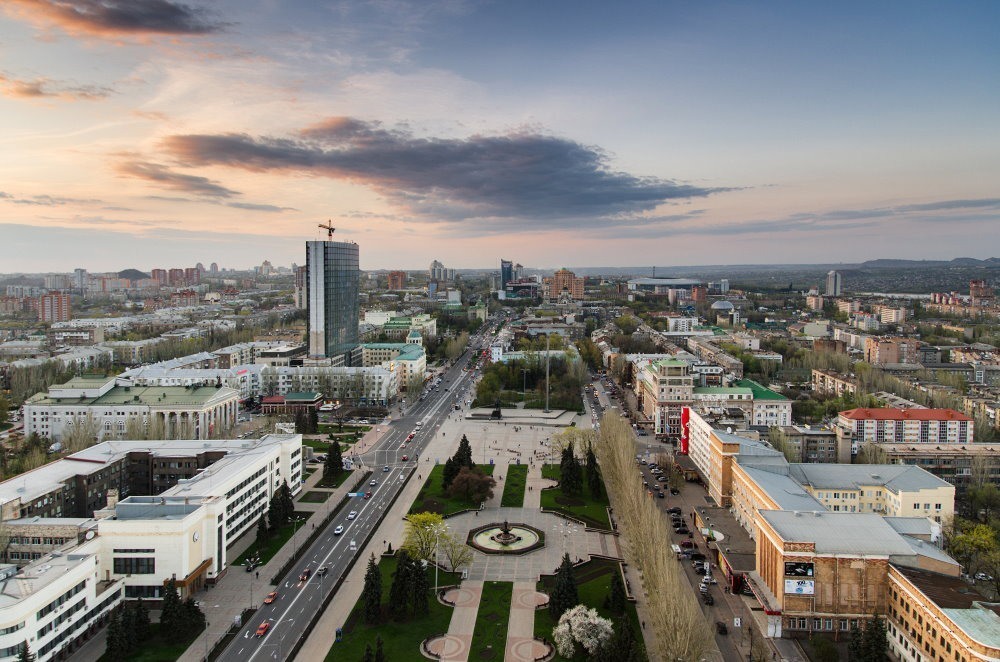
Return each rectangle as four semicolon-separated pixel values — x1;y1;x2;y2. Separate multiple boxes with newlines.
975;572;993;581
334;525;344;535
347;510;357;520
370;479;378;486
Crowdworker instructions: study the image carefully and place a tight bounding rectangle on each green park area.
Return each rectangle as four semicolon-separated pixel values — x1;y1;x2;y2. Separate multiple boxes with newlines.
410;463;495;515
327;554;460;661
540;465;611;529
315;468;354;489
98;623;196;662
299;490;332;503
535;558;645;661
500;463;528;507
469;581;514;660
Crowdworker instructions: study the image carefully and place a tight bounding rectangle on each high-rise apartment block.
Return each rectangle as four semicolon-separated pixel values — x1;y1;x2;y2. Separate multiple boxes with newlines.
545;268;585;300
837;408;973;453
825;270;842;296
307;240;360;362
500;259;514;291
38;292;71;323
387;270;407;290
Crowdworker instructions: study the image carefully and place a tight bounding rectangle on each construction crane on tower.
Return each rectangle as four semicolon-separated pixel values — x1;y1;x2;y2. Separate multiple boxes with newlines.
318;220;335;238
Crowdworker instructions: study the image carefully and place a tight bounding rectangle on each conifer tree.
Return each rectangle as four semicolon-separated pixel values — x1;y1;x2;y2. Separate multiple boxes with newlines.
326;441;344;479
256;514;270;549
388;552;413;620
105;609;129;662
160;578;183;634
605;571;626;615
363;554;382;624
411;556;430;616
586;444;602;498
442;457;459;490
17;641;35;662
374;637;386;662
549;553;579;619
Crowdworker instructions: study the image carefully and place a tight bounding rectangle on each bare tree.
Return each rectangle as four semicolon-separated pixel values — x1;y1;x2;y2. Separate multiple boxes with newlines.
855;441;889;465
596;414;714;660
62;413;101;452
124;415;147;440
970;454;993;491
767;426;798;463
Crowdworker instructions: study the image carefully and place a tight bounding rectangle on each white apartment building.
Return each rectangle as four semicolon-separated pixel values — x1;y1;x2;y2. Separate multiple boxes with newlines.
667;316;698;333
360;343;427;387
838;408;973;453
122;365;262;400
24;376;239;442
260;365;397;404
636;358;694;439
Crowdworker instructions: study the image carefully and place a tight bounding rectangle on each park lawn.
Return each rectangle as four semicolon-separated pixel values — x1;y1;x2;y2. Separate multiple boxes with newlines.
469;581;513;660
233;511;312;566
535;558;646;661
317;424;371;435
539;465;611;529
97;623;201;662
301;437;354;451
298;491;332;503
501;464;529;507
327;554;460;661
315;469;354;489
409;463;495;515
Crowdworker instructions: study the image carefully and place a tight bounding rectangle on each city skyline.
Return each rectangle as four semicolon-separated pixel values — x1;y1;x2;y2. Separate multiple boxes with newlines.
1;1;998;272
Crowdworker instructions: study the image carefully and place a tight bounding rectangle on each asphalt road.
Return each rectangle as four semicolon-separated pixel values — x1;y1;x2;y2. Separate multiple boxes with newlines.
216;345;486;662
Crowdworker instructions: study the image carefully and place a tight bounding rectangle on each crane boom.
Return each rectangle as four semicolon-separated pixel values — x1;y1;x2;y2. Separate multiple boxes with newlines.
318;221;335;238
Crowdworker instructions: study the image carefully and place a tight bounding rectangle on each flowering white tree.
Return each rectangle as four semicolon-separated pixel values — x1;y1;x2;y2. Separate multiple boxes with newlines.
552;604;614;658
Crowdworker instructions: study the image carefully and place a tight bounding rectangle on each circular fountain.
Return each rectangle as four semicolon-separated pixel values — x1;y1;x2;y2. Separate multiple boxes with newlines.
467;520;545;555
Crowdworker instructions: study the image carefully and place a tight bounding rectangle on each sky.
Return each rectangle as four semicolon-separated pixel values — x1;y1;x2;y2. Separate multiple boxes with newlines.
1;0;998;273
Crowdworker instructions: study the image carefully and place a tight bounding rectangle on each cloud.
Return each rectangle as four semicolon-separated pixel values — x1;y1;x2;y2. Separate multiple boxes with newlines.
162;117;730;229
225;202;295;213
0;191;101;206
3;0;226;37
117;160;239;198
0;72;114;100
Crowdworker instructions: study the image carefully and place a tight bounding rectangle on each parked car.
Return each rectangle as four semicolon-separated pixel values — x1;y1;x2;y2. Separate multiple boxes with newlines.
975;572;994;581
716;621;728;635
670;488;681;495
667;507;682;514
702;593;714;606
680;540;695;549
675;527;690;535
383;465;390;472
702;575;718;585
657;491;665;498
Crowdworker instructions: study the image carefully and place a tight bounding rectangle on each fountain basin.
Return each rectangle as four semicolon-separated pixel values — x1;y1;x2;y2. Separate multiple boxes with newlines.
467;522;546;555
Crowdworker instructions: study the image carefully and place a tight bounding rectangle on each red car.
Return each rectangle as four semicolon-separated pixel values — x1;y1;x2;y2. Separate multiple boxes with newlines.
299;568;311;582
264;591;278;604
364;491;372;499
402;455;408;461
255;622;270;637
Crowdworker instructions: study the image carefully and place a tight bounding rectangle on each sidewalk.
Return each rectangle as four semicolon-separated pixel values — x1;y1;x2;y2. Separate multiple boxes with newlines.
431;581;483;662
504;581;549;662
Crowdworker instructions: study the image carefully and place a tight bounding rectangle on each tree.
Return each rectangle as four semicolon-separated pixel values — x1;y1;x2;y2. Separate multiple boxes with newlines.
848;626;864;661
402;512;445;562
411;556;430;616
325;441;344;480
268;489;290;531
454;434;474;469
160;578;183;634
860;616;888;662
256;514;270;549
446;467;496;504
595;616;643;662
361;643;374;662
560;442;583;495
856;441;888;465
809;636;840;662
439;532;473;573
374;637;387;662
389;551;414;620
363;554;382;624
947;523;998;572
552;604;614;658
134;597;151;642
0;395;8;428
62;412;101;451
586;443;602;498
181;597;206;633
604;571;626;615
16;641;35;662
442;457;459;491
549;553;578;620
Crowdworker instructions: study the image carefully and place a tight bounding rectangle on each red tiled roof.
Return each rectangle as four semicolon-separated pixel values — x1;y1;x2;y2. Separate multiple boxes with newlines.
839;408;971;421
261;396;285;404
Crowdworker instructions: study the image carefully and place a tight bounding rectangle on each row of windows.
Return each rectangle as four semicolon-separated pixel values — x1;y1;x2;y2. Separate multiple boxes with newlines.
112;548;154;554
113;557;155;575
38;580;86;620
786;617;856;631
0;622;24;636
8;537;71;546
37;588;121;659
225;466;268;499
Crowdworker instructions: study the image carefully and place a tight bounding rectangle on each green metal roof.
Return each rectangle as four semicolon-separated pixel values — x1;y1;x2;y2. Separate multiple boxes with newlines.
37;384;236;406
734;379;788;401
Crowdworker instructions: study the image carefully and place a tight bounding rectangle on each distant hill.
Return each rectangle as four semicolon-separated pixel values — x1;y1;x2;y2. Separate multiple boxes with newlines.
118;269;149;281
859;257;1000;269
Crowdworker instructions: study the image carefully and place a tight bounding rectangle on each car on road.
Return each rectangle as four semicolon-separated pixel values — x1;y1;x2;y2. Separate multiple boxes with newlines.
334;525;344;535
317;566;328;576
364;492;372;499
264;591;278;604
347;510;357;520
383;465;390;472
370;479;378;486
256;622;270;637
716;621;728;635
976;572;994;581
667;507;682;514
680;540;695;549
657;475;668;482
657;491;665;498
702;593;714;606
299;568;312;581
670;488;681;495
402;455;408;461
675;527;690;535
702;575;718;585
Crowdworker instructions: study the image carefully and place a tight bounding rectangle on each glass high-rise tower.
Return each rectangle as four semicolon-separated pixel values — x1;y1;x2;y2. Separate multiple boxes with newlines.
307;240;360;362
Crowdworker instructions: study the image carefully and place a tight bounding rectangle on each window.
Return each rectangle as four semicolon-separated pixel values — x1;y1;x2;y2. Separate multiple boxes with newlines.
113;557;155;574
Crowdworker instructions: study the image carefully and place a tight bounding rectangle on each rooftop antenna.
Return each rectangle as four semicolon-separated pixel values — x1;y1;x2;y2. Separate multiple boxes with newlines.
318;220;336;239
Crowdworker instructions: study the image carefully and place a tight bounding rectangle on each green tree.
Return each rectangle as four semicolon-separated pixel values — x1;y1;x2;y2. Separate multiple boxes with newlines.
861;616;888;662
389;551;414;620
809;636;840;662
586;444;602;498
363;554;382;624
595;616;643;662
268;490;289;531
560;442;582;496
361;643;374;662
0;395;9;428
16;641;35;662
442;457;459;491
182;597;206;634
256;514;270;549
549;553;578;620
134;597;151;642
325;441;344;480
604;571;626;615
105;608;129;661
160;578;183;634
454;434;474;469
401;512;445;562
411;555;430;616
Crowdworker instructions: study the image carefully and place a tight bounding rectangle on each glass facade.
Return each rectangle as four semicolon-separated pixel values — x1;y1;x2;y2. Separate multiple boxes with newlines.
307;241;360;362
